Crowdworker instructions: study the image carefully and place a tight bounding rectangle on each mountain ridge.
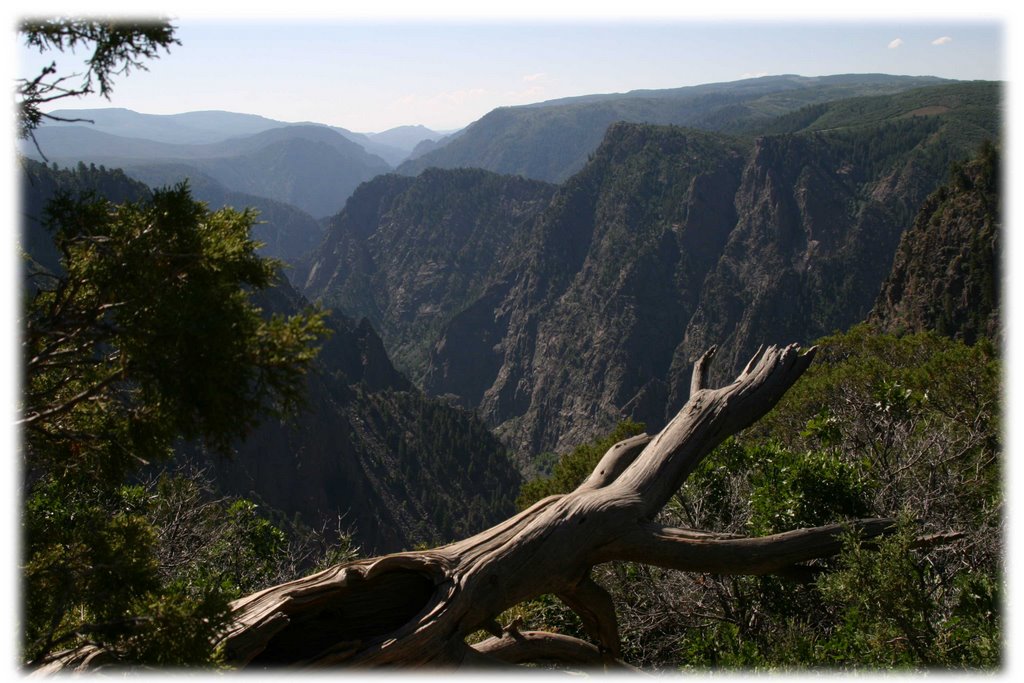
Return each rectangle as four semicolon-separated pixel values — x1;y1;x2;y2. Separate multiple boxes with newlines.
397;74;961;183
41;107;447;166
23;124;392;219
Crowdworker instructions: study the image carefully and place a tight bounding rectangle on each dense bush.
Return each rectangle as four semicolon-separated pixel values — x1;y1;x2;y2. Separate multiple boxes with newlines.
514;326;1001;670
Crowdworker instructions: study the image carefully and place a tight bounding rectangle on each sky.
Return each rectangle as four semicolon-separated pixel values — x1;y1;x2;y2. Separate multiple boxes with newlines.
12;12;1007;133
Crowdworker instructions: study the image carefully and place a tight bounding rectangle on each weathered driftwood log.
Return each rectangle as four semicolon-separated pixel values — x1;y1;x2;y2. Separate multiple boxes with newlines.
214;343;904;669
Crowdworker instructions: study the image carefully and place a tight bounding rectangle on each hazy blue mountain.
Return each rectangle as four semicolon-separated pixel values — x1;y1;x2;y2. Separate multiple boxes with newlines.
406;136;445;160
42;107;290;144
368;124;445;151
396;74;953;183
23;124;192;160
42;108;408;164
332;133;407;166
23;124;392;218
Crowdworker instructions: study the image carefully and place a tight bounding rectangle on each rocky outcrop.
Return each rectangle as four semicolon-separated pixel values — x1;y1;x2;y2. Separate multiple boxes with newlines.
303;168;556;379
870;142;1001;345
456;124;749;455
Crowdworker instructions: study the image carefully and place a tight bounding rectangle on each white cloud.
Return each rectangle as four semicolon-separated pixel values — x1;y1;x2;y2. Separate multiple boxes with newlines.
932;36;953;46
522;72;548;82
888;38;904;49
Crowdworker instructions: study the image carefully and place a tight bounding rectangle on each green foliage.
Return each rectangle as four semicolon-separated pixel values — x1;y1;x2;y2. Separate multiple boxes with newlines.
20;185;330;666
150;482;288;601
16;22;345;668
516;419;646;510
22;476;230;665
672;437;870;540
751;81;1000;142
746;444;869;536
814;518;1000;668
516;327;1000;671
144;469;360;600
674;328;999;670
758;325;1001;518
676;620;767;669
23;185;328;476
23;467;359;667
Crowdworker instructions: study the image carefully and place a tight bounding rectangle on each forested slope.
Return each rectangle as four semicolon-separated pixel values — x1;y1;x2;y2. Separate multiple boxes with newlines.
397;74;952;182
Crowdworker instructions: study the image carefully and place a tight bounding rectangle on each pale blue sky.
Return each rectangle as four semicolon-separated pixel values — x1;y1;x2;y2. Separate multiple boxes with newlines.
15;18;1004;132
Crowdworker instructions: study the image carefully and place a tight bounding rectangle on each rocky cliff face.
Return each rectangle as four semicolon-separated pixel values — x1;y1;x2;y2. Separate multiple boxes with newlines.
427;124;749;459
435;123;958;455
305;83;1001;463
302;168;556;379
870;142;1001;345
675;127;933;389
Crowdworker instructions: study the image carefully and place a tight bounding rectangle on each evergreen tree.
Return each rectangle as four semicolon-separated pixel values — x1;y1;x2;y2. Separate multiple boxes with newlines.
21;186;328;666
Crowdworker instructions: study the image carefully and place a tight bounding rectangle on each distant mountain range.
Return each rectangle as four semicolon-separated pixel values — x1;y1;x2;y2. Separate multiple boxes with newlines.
23;123;392;219
363;124;449;162
22;110;449;219
396;74;954;182
25;74;955;224
38;107;448;163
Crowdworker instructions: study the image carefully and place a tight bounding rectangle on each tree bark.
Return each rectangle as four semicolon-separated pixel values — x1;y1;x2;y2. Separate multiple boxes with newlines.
41;343;920;671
